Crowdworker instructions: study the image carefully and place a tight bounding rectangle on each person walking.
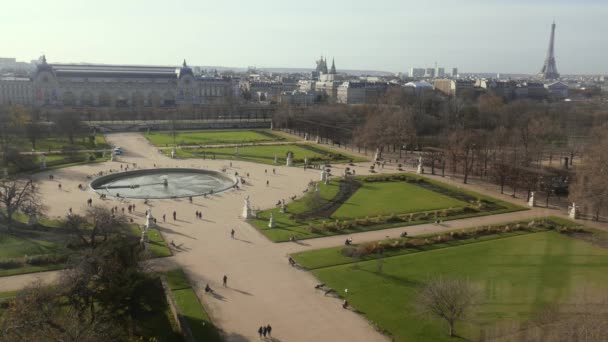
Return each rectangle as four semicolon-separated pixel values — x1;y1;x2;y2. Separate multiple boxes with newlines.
266;324;272;338
266;180;269;186
262;326;267;338
173;211;176;221
258;326;264;339
230;229;235;239
162;214;166;222
222;274;227;287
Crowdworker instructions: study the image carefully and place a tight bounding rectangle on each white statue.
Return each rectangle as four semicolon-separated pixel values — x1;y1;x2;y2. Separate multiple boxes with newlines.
315;183;319;192
417;156;424;174
268;213;275;228
320;169;328;182
286;151;293;167
304;157;308;166
280;201;286;213
569;202;578;219
274;154;278;164
145;209;154;229
304;133;309;141
242;196;252;219
528;192;536;207
373;148;381;162
40;154;46;169
316;135;320;144
110;151;115;162
171;147;176;159
270;121;273;130
235;146;239;156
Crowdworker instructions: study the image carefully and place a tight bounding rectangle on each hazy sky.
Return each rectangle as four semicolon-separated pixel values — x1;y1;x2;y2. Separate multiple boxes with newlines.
1;0;606;74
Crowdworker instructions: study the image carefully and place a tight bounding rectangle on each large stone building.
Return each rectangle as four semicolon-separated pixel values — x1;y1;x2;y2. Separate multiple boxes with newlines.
337;81;389;104
433;79;474;96
0;56;236;107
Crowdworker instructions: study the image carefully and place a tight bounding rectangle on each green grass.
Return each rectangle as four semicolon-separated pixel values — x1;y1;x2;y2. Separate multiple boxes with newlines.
168;142;365;166
0;221;170;277
332;182;467;219
305;230;608;341
164;269;222;342
250;175;525;242
146;129;289;147
15;135;110;151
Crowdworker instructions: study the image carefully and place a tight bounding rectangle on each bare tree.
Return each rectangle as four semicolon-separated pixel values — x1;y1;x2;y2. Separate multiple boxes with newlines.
0;178;43;226
64;206;128;249
569;127;608;220
416;277;477;337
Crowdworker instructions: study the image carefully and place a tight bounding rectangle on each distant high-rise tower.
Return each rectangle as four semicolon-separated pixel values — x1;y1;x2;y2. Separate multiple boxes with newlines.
539;21;560;80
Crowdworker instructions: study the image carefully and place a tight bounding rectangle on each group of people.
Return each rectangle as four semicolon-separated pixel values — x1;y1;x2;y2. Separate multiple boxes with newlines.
195;210;203;219
257;324;273;339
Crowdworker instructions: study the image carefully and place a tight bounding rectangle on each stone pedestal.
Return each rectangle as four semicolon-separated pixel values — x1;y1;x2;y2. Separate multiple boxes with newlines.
171;148;176;159
528;192;536;207
315;183;319;192
110;152;115;162
41;154;46;169
316;136;320;144
274;154;278;164
268;213;275;228
416;156;424;174
280;203;286;213
270;121;273;130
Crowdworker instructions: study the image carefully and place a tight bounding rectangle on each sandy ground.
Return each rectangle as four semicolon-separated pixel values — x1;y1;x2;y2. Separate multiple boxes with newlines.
2;132;606;342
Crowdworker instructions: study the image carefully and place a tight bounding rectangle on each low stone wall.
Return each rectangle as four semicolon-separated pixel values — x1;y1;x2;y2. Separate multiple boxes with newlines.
89;119;271;132
160;278;196;342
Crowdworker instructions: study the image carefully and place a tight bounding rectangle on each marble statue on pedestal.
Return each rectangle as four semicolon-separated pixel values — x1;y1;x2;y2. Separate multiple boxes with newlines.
417;156;424;174
286;151;294;167
528;192;536;207
242;196;252;219
568;202;578;219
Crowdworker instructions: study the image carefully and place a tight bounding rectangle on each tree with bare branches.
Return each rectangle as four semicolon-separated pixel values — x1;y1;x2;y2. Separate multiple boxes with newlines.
0;178;43;226
416;277;477;337
64;206;128;250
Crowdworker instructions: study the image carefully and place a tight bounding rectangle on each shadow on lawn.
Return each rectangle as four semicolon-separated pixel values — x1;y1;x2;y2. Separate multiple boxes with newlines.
358;268;422;288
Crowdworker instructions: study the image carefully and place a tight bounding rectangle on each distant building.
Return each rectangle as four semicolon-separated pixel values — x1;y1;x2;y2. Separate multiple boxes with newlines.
337;81;389;104
476;80;515;100
279;90;315;106
0;76;34;105
0;56;235;107
436;68;445;78
526;82;548;98
409;68;425;78
314;58;340;102
404;81;433;95
425;68;435;78
433;79;474;96
545;81;568;98
452;68;458;77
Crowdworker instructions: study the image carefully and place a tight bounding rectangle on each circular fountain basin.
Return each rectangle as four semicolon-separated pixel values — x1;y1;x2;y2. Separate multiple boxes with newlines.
90;168;236;199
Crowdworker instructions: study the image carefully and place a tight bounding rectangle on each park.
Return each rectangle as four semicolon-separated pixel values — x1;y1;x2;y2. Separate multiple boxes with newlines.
0;128;606;341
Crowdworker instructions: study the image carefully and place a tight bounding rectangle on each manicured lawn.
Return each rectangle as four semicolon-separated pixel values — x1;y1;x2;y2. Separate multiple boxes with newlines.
146;129;289;147
332;181;466;219
168;143;364;166
306;231;608;341
164;269;222;342
0;221;170;277
251;174;524;242
15;134;110;152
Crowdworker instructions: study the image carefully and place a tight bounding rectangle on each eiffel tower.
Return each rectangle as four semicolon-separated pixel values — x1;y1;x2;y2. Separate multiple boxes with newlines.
539;21;560;80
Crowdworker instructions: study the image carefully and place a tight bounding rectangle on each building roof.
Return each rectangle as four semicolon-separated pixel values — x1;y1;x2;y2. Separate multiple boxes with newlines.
404;81;433;88
50;64;178;79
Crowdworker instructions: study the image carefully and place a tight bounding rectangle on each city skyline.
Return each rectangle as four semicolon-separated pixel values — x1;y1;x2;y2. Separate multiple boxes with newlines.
0;0;607;74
